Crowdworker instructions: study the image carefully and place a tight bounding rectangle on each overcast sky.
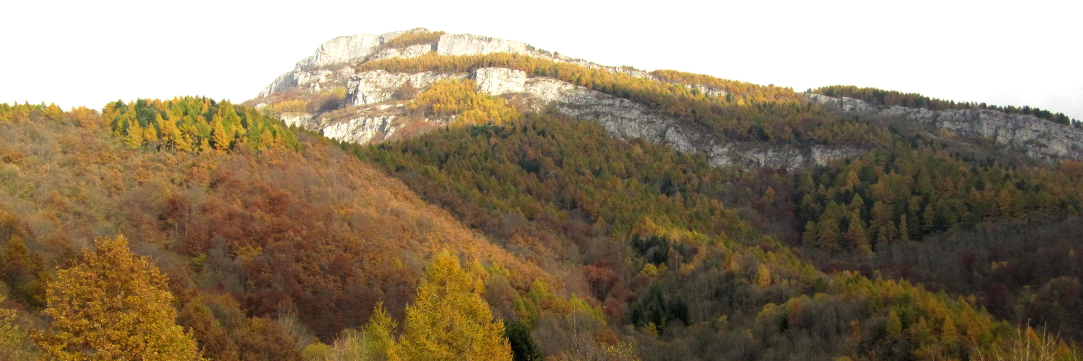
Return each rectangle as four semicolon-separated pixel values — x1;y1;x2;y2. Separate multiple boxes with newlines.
3;0;1080;120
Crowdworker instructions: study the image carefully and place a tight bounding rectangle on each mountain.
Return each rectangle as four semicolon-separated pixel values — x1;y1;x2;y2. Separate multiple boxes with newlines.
250;28;1083;170
2;28;1082;360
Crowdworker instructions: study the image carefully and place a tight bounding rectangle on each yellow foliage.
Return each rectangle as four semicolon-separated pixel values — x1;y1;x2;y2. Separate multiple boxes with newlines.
266;100;308;115
755;263;772;288
382;31;445;50
399;249;512;361
36;235;204;361
360;302;400;361
408;79;519;126
1;294;35;360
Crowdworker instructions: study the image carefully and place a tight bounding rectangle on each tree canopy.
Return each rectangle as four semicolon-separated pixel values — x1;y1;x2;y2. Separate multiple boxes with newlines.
36;235;203;361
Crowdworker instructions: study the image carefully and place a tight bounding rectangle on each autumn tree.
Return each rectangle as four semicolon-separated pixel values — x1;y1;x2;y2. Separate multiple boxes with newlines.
36;235;204;361
1;295;36;360
399;250;512;361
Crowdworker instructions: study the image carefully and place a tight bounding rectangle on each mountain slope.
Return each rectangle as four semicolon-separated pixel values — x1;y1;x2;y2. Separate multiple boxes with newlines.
3;27;1083;361
0;101;565;359
249;29;886;170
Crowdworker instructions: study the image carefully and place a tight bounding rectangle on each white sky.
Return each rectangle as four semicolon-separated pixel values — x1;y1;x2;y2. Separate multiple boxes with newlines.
2;0;1080;120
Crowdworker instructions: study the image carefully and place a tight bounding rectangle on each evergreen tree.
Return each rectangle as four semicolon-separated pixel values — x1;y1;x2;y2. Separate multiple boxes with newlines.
362;302;400;361
399;250;512;361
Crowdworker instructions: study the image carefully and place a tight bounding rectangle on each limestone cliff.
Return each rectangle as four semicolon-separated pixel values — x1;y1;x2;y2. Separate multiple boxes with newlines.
808;93;1083;162
520;77;859;169
250;29;864;170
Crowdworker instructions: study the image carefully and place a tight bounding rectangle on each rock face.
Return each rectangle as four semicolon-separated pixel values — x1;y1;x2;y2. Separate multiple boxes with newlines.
252;29;866;169
259;68;355;98
369;43;434;62
280;113;314;127
257;29;663;99
808;93;1083;162
436;34;529;56
295;34;384;70
345;70;466;106
522;78;860;169
295;28;424;70
344;67;528;106
473;68;526;96
321;115;401;145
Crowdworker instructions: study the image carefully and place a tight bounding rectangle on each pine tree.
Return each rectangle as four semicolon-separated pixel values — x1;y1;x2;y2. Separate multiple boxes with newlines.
817;217;840;251
845;215;871;254
899;214;910;242
362;302;400;361
399;250;512;361
755;263;772;288
125;120;144;149
36;235;204;361
211;119;231;151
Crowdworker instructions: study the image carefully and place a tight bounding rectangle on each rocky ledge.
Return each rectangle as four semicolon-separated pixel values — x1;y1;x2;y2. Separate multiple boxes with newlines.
808;93;1083;162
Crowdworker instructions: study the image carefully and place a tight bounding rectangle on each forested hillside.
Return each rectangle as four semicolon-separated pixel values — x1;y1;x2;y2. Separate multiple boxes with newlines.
3;29;1083;361
0;101;569;360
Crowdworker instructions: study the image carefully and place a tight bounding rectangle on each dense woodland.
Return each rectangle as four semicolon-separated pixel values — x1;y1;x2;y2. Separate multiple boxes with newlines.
0;102;562;360
351;103;1083;359
812;85;1080;127
3;41;1083;360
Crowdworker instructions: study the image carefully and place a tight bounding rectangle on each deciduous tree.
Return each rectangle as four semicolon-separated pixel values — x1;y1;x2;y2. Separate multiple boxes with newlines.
36;235;204;361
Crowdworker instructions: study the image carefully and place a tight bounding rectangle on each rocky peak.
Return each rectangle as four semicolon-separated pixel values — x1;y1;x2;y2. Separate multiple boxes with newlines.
252;29;863;170
294;27;432;70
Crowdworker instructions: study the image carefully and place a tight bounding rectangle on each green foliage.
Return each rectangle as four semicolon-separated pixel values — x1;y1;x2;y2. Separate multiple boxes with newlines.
504;320;541;361
359;112;748;244
814;85;1080;126
353;110;1076;358
360;53;891;147
361;303;399;361
103;96;300;153
796;137;1083;252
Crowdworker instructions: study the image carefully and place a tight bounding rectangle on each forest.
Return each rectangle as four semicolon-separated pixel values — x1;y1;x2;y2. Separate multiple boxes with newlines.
3;47;1083;360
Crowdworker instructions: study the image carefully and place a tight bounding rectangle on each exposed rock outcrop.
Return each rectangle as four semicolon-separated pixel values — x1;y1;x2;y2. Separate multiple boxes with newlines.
252;30;865;169
523;78;859;169
259;67;356;98
257;29;661;99
295;34;385;70
436;33;530;56
280;112;314;127
369;43;435;62
321;115;400;145
473;68;526;96
808;93;1083;162
345;70;467;106
295;28;427;70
